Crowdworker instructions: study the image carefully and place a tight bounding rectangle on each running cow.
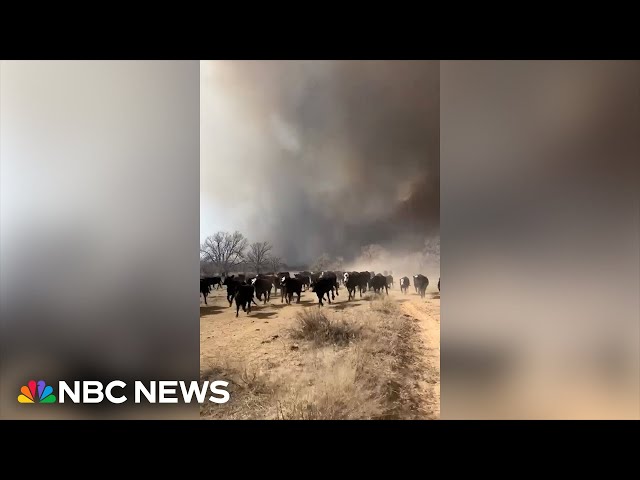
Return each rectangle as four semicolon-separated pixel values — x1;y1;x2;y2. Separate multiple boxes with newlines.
234;284;259;317
224;276;243;306
370;274;389;295
400;276;410;294
311;277;335;306
413;274;429;298
251;277;273;304
280;276;303;304
319;271;339;300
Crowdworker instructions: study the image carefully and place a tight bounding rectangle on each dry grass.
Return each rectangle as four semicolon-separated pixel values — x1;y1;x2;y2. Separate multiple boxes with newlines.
289;309;361;346
200;361;275;420
201;297;434;420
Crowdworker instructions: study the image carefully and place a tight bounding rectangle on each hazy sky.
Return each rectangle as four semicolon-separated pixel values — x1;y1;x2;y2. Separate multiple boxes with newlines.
201;61;439;264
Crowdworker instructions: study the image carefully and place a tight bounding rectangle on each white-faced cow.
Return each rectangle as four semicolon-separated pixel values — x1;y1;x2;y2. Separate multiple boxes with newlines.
251;277;273;304
280;276;302;304
400;276;410;294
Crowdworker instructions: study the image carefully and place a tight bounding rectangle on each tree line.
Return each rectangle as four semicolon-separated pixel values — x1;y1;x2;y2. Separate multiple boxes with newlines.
200;231;284;276
201;230;439;277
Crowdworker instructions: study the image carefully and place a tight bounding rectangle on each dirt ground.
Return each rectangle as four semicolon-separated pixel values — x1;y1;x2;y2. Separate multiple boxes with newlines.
200;281;440;419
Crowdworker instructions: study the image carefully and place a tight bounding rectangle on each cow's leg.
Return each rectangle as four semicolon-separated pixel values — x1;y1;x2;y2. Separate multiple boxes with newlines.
236;303;240;317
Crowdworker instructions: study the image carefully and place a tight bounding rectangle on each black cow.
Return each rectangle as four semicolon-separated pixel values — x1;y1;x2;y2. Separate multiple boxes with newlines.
280;276;302;304
356;272;369;296
414;274;429;298
311;277;335;306
370;274;389;295
260;274;277;293
359;271;371;291
224;276;243;306
251;277;273;304
200;279;213;304
319;271;339;299
400;276;410;294
294;273;311;291
298;270;312;280
202;276;222;291
385;275;394;288
234;284;259;317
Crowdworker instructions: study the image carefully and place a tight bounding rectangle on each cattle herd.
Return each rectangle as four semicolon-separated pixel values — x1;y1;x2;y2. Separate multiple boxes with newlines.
200;270;440;317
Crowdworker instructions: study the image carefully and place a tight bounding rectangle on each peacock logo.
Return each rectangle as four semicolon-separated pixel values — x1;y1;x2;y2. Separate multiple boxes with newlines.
18;380;57;404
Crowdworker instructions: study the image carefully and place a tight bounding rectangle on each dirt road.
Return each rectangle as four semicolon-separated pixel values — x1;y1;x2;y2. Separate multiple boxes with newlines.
200;281;440;418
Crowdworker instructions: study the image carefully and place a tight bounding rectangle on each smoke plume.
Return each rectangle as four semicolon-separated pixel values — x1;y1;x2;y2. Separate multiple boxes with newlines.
201;61;439;265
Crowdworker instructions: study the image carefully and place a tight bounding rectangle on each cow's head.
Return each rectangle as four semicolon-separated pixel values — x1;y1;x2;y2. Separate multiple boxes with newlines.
251;278;257;285
343;272;350;284
281;275;287;284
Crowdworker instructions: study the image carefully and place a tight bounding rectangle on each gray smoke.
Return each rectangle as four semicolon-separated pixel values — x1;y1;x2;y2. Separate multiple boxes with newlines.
201;61;439;265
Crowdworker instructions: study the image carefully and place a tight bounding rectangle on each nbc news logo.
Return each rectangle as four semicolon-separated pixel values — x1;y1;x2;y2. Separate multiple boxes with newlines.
18;380;57;403
18;379;229;404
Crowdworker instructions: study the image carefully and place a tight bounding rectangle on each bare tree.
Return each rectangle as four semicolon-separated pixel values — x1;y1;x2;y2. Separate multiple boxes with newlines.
269;256;283;273
200;231;248;276
246;241;273;274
